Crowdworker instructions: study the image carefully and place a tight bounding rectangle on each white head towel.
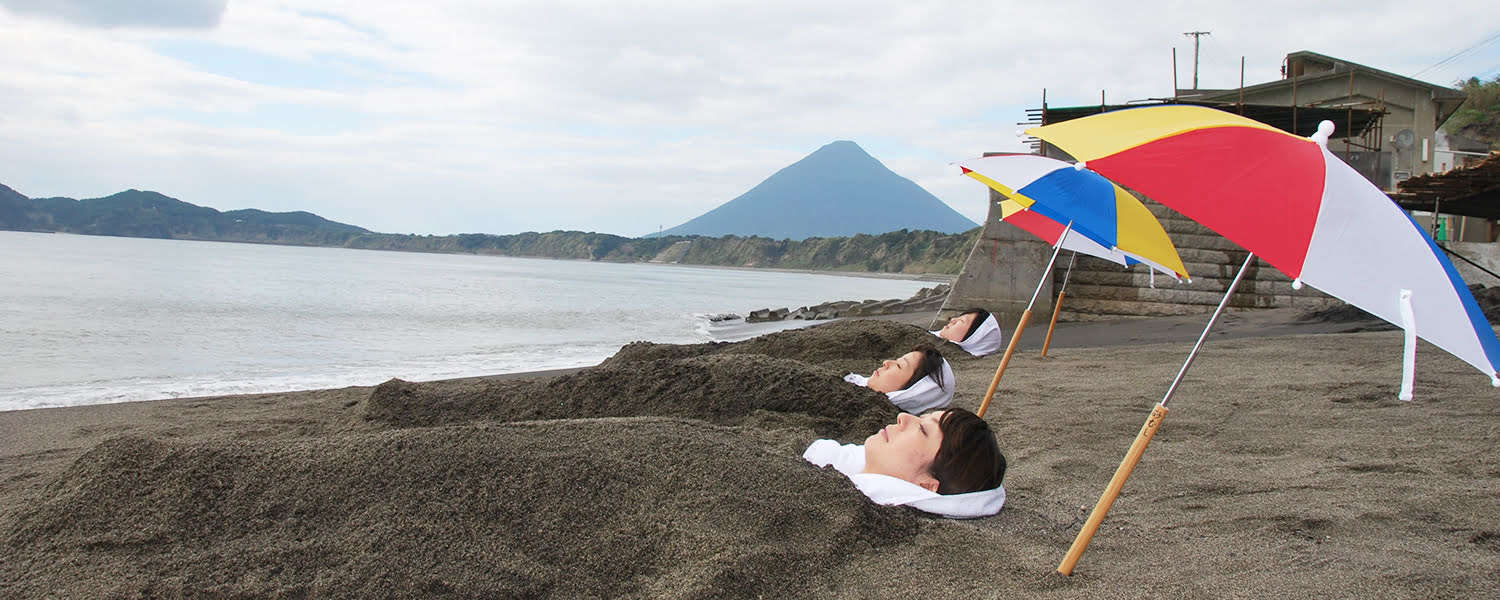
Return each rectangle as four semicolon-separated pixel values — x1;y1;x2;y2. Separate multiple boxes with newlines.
932;313;1004;357
801;439;1006;519
844;359;956;414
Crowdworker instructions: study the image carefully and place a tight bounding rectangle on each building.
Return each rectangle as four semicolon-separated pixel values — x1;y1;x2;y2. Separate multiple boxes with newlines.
1178;50;1469;191
940;50;1487;327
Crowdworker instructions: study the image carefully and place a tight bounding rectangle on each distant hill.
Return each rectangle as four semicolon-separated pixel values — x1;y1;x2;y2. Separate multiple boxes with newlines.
0;181;978;274
0;184;369;243
653;140;978;240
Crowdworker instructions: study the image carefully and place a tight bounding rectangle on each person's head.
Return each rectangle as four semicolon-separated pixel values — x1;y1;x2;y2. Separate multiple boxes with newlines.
865;344;945;394
862;408;1005;494
937;308;991;343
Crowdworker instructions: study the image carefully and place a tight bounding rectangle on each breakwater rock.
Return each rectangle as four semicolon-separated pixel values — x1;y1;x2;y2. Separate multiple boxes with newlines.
746;284;949;323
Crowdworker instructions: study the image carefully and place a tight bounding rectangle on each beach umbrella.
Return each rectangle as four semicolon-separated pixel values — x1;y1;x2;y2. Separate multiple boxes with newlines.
956;154;1190;418
996;198;1172;357
997;197;1137;271
960;154;1190;281
1023;104;1500;575
995;201;1088;360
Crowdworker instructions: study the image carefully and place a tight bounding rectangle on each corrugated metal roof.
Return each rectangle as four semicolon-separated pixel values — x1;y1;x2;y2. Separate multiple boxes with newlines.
1393;153;1500;220
1024;100;1384;139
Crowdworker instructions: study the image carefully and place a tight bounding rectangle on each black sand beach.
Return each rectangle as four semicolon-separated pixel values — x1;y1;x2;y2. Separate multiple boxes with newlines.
3;309;1499;598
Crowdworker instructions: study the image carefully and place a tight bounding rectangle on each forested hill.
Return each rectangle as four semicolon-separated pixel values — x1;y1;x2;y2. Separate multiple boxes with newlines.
1;185;369;243
0;183;978;275
346;228;978;275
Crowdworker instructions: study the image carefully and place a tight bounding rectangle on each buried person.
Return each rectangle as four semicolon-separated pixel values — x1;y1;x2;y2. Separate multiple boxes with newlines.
934;308;1004;357
843;343;955;414
803;408;1007;519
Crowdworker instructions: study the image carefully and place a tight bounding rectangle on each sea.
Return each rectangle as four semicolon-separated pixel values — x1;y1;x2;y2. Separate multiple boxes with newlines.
0;231;941;412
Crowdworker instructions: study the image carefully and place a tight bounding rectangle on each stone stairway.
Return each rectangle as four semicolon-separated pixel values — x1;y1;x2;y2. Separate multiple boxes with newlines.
1053;197;1340;320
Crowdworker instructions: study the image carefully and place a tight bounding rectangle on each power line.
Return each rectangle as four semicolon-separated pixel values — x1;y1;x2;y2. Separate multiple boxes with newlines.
1413;28;1500;79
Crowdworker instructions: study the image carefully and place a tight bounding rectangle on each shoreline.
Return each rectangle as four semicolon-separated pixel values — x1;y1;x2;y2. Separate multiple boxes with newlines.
1;306;1382;417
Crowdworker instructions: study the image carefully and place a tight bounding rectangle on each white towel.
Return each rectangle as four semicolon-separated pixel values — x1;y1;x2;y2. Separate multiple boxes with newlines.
801;439;1006;519
931;313;1004;357
845;359;955;414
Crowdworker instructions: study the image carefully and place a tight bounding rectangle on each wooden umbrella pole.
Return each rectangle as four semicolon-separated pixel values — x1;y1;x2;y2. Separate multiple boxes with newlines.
1041;291;1065;357
1056;252;1257;575
1041;251;1077;357
1057;403;1169;575
976;226;1072;419
976;310;1030;419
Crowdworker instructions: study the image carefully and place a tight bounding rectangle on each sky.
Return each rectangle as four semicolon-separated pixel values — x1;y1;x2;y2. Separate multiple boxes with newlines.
2;1;1498;237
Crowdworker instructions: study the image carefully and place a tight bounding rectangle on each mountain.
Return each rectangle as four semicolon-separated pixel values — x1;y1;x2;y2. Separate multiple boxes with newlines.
653;141;978;240
0;185;369;241
0;181;978;274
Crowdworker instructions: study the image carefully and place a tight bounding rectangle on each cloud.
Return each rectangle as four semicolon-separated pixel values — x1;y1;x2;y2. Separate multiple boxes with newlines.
1;0;1497;237
0;0;226;29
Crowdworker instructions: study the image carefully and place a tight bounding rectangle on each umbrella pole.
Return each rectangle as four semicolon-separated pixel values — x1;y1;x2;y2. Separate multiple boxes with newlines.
976;310;1030;419
1057;252;1256;576
977;226;1072;419
1041;251;1078;357
1057;403;1169;576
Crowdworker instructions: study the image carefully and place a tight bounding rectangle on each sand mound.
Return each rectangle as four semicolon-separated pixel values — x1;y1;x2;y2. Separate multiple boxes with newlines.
1470;284;1500;322
1299;284;1500;328
1296;304;1398;329
363;354;898;439
4;419;923;599
603;319;968;375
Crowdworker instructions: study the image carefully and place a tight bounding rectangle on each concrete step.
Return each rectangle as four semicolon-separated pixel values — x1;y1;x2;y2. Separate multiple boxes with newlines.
1058;294;1342;318
1061;281;1327;306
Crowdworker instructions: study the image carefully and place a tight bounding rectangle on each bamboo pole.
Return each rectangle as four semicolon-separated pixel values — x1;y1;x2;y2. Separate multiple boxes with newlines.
975;224;1072;419
1057;403;1169;575
1056;252;1257;575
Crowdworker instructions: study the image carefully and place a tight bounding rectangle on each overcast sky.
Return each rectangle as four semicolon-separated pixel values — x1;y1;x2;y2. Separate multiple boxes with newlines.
2;1;1497;237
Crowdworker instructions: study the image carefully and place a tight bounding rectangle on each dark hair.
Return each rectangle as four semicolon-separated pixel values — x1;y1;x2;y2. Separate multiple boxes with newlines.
901;344;946;391
928;408;1006;494
959;309;991;342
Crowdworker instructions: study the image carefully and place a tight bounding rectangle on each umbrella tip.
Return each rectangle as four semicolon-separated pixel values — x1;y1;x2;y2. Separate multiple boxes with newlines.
1073;161;1087;171
1490;373;1499;387
1311;121;1335;147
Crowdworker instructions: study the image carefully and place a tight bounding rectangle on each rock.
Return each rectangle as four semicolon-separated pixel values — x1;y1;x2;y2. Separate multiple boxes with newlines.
743;283;952;323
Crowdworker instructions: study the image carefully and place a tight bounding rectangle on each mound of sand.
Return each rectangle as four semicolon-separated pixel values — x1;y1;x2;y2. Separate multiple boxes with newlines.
1298;284;1500;328
602;319;970;376
5;419;921;598
363;354;898;439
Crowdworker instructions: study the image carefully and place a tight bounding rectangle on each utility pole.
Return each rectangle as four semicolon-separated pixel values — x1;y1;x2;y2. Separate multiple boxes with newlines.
1184;31;1211;89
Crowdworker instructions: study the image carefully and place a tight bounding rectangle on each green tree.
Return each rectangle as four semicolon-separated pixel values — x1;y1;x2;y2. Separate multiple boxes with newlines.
1442;75;1500;148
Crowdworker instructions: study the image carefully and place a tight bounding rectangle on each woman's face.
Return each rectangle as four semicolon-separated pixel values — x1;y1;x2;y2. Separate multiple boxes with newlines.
863;411;946;492
866;350;924;393
937;312;976;342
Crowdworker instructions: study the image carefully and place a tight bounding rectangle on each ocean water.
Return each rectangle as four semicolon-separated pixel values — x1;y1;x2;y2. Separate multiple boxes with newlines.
0;231;939;412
